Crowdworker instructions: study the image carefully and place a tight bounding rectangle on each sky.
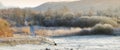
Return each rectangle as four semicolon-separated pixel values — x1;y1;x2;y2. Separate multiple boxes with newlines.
0;0;77;8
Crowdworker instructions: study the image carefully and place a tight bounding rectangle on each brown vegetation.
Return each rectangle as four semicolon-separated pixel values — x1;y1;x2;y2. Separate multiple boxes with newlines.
0;7;119;28
0;7;119;36
0;18;13;37
91;24;114;35
21;27;30;35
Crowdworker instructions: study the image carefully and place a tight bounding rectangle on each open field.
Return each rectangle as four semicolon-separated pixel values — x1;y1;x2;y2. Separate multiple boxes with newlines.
0;35;120;50
12;26;82;36
1;26;118;50
12;26;120;36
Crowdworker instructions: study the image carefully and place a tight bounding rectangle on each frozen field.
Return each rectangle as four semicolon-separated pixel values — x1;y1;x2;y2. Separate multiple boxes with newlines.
0;35;120;50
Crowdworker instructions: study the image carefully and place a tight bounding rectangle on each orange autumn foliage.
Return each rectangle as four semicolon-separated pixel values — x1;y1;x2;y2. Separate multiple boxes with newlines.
0;18;13;37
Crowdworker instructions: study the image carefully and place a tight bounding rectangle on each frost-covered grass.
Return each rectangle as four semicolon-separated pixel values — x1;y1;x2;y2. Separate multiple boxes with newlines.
1;26;120;50
0;35;120;50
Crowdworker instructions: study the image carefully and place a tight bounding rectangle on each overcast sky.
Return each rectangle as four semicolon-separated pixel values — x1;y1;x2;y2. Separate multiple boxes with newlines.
0;0;77;8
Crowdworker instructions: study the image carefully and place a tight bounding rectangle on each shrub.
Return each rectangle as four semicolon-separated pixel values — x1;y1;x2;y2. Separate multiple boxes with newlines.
0;18;13;37
0;8;119;27
80;29;91;35
91;24;114;35
71;16;118;27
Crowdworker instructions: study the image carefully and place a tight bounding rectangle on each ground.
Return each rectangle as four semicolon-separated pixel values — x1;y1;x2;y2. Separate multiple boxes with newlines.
0;26;120;50
0;35;120;50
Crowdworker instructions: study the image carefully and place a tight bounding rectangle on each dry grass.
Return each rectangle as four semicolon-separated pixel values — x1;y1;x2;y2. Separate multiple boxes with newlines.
21;27;30;35
12;25;118;36
35;29;49;36
13;27;82;36
0;18;13;37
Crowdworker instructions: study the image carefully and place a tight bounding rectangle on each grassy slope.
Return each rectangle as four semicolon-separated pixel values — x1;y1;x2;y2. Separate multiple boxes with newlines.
34;0;120;11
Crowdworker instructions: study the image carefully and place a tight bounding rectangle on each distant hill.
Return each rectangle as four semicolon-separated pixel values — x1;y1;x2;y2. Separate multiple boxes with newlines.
33;0;120;12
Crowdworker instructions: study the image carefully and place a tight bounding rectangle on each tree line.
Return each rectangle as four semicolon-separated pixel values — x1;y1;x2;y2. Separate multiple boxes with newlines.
0;7;119;27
